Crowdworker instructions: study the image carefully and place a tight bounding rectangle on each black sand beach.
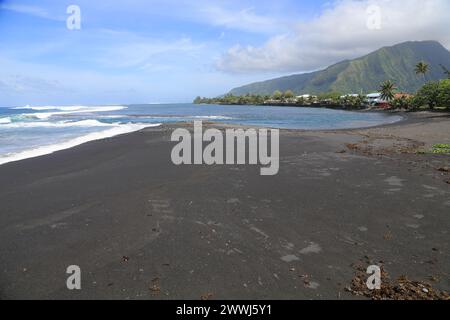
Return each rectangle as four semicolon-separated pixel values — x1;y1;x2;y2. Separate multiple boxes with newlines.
0;112;449;299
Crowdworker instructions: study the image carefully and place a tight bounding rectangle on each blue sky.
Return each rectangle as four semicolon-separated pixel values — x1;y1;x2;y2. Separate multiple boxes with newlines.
0;0;449;106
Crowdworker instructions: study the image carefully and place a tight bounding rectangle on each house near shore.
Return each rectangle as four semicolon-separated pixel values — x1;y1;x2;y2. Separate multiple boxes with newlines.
366;92;413;108
296;94;317;103
366;93;382;104
296;94;315;99
264;99;281;104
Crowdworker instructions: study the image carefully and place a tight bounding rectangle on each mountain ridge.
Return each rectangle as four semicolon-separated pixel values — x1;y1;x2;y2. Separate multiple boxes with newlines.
229;41;450;96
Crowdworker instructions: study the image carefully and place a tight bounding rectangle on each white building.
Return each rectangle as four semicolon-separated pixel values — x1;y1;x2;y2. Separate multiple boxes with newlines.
366;93;382;104
296;94;317;100
340;94;359;99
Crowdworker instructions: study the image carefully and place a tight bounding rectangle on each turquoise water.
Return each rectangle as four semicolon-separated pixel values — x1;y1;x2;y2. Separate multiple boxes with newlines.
0;103;402;165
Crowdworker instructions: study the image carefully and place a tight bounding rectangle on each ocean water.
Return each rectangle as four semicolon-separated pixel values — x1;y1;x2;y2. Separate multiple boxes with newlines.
0;103;402;165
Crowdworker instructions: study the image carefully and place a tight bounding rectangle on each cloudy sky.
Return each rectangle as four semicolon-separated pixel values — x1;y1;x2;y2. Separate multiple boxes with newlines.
0;0;449;106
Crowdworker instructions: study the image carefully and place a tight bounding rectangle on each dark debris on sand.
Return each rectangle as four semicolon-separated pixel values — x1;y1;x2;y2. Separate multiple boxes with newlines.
346;261;449;300
149;277;161;295
437;167;450;184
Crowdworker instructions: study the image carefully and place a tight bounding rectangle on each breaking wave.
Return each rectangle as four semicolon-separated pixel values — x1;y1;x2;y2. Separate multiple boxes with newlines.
0;123;161;165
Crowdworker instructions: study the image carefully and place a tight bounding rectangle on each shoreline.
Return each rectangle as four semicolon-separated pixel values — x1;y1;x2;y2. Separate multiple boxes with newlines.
0;123;162;167
0;109;407;167
0;111;449;299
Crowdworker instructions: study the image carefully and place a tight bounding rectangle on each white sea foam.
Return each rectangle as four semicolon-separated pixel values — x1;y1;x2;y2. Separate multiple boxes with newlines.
14;105;126;111
1;119;115;128
18;105;127;120
0;117;11;124
14;105;87;111
0;123;161;166
102;115;124;119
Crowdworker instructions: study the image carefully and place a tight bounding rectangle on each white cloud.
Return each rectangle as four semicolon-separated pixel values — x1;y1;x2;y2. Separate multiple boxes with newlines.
217;0;450;73
198;5;283;34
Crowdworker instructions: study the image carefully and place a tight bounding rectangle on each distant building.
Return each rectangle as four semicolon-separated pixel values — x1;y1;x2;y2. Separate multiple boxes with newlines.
296;94;317;100
340;94;359;98
366;93;382;104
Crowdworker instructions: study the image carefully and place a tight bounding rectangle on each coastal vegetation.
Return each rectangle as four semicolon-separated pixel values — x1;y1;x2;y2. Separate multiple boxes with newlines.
431;144;450;155
379;80;397;101
410;79;450;110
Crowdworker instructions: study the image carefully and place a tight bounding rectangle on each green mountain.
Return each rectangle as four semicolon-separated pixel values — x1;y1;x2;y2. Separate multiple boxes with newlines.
229;41;450;96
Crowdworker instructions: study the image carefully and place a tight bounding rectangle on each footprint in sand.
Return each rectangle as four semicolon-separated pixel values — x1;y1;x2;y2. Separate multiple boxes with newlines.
281;255;300;262
299;242;322;255
305;281;320;289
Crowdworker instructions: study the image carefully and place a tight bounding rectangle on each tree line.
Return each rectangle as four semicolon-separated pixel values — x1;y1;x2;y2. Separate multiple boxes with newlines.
379;63;450;110
194;91;367;109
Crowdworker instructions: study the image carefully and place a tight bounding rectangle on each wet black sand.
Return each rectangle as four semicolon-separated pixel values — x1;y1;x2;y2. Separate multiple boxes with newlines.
0;113;449;299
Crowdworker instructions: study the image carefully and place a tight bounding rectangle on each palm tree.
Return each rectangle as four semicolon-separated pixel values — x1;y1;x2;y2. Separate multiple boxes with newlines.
415;61;429;81
379;80;396;101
